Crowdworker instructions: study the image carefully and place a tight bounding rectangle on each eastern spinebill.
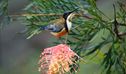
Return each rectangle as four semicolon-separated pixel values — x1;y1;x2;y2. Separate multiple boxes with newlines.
40;9;77;38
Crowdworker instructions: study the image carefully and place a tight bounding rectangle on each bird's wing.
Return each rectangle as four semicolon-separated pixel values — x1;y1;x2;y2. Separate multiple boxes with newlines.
47;18;65;32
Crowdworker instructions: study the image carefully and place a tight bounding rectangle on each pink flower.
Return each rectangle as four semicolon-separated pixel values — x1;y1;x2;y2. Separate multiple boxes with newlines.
38;44;79;74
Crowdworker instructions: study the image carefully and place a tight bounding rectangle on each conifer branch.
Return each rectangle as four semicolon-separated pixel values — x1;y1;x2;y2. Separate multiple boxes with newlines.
9;13;92;19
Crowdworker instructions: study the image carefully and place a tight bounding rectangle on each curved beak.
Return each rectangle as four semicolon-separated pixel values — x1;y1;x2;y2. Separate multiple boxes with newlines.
70;7;79;13
68;8;78;20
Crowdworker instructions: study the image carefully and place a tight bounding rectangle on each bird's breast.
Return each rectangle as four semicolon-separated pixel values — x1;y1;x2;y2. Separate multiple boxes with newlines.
50;28;68;38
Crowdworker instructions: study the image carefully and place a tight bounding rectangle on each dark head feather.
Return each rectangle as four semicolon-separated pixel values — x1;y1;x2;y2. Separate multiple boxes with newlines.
63;8;78;19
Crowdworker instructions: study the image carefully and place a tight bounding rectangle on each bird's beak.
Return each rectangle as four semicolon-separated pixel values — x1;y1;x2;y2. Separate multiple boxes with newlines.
66;8;78;21
69;8;78;19
70;8;79;13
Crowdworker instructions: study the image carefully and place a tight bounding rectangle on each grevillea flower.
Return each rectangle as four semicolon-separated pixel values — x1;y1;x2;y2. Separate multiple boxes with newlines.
38;44;79;74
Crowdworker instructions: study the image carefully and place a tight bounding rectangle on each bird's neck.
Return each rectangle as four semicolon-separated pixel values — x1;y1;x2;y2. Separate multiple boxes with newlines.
66;14;74;30
66;19;72;30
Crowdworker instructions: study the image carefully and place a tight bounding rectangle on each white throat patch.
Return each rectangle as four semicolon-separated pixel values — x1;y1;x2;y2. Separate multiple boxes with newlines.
66;13;74;30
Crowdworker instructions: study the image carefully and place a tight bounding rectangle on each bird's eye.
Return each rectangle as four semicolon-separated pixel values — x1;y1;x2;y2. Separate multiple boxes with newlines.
63;12;71;19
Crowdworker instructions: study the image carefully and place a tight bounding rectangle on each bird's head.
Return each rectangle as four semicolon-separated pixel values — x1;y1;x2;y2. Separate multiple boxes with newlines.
63;8;78;20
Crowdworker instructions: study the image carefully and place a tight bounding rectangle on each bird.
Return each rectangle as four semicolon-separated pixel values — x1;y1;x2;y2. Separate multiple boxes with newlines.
39;9;77;38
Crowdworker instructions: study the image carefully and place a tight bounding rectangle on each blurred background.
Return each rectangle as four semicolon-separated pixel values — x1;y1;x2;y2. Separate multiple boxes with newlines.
0;0;126;74
1;0;51;74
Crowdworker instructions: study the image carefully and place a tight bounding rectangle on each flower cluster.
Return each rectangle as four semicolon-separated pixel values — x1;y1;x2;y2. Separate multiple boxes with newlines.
38;44;79;74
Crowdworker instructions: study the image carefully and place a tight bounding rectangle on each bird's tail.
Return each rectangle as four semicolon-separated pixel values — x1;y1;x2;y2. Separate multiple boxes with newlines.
39;25;48;30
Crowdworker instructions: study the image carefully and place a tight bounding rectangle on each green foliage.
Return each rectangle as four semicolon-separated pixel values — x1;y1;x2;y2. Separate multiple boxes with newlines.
0;0;11;29
24;0;126;74
0;0;8;16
